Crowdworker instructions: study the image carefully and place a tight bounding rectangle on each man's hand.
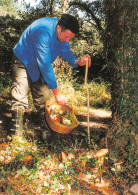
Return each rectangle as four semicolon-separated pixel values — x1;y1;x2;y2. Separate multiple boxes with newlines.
52;88;68;105
75;54;91;68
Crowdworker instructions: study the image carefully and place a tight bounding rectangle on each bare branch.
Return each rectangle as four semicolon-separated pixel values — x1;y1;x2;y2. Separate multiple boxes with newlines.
69;1;103;32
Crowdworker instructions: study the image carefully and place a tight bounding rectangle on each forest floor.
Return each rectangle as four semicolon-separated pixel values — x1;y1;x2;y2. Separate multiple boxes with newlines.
0;95;137;194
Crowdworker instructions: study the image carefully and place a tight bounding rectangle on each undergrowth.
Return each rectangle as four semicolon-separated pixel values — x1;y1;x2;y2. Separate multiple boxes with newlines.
0;135;114;194
0;72;11;97
56;71;111;109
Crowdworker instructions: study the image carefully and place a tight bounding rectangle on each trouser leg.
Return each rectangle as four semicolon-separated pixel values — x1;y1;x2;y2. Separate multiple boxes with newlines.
11;55;52;140
11;57;29;111
11;56;51;111
30;78;51;110
11;109;24;137
11;57;29;136
30;79;52;141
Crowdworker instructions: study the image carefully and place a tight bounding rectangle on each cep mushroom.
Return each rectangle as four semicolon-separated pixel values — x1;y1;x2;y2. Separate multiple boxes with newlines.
94;149;108;165
94;149;109;182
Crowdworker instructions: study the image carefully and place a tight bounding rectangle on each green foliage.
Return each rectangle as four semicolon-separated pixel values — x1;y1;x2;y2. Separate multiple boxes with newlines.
0;1;57;72
0;72;11;97
0;14;24;71
56;70;111;109
0;0;18;16
0;1;20;72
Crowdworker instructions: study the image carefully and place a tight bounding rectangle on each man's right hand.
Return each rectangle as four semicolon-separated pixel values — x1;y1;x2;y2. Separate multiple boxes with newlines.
52;88;68;105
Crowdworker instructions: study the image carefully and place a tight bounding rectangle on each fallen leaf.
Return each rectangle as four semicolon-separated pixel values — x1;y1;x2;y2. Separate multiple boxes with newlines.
99;187;117;195
0;98;5;102
90;185;117;195
68;152;75;160
59;163;64;168
62;152;68;161
100;141;107;146
90;179;117;195
3;113;12;117
62;152;70;165
24;155;33;165
0;142;9;147
102;165;109;171
77;172;92;183
130;184;138;194
43;148;50;155
90;168;99;174
81;161;86;166
94;179;110;188
7;136;12;141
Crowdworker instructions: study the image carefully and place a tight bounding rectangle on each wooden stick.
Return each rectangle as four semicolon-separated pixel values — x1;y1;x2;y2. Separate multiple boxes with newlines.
85;59;90;145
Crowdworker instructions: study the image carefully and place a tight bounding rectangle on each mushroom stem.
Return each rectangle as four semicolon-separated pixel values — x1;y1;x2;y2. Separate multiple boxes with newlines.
100;165;102;182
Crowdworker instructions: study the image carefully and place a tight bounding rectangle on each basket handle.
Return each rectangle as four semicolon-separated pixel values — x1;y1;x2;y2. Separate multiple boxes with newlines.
64;102;74;115
45;101;74;115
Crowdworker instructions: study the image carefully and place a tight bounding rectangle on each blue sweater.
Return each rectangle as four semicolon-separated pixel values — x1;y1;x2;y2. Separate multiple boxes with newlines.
13;17;78;89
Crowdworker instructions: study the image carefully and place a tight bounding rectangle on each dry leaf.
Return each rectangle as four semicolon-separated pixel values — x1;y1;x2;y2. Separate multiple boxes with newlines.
100;141;107;146
98;187;117;195
24;155;33;165
0;142;9;147
81;161;86;166
59;163;64;168
62;152;70;165
90;179;117;195
7;136;12;141
77;172;92;183
112;176;117;183
90;185;117;195
90;168;99;174
62;152;68;161
68;152;75;160
94;179;110;188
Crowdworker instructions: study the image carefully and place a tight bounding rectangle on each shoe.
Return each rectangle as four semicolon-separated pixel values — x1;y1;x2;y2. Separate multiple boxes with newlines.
39;108;53;141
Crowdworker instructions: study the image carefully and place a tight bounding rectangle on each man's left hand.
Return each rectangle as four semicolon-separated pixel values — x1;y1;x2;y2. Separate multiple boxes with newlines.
75;54;91;68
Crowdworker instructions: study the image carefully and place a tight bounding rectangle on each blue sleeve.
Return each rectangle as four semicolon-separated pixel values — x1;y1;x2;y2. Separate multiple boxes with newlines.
61;44;78;68
32;28;58;89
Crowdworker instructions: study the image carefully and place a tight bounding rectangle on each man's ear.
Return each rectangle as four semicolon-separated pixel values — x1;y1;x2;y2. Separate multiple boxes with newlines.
56;25;61;33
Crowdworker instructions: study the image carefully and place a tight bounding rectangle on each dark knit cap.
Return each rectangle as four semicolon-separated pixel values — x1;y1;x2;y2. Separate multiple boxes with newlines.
59;14;79;34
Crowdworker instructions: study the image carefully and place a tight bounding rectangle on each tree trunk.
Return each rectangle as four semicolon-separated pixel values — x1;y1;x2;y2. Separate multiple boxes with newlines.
104;0;137;158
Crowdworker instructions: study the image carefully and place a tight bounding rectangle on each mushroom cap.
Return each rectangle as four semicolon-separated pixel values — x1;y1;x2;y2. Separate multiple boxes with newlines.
94;149;108;158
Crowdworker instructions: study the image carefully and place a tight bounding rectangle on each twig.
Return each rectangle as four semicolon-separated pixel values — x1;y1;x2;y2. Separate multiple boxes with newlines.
85;59;90;145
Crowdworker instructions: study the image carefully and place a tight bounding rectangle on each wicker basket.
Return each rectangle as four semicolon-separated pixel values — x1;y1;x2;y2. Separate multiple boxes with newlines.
45;100;78;134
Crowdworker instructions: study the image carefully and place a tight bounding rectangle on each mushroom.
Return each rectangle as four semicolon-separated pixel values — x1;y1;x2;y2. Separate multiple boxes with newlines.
94;149;108;159
94;149;109;182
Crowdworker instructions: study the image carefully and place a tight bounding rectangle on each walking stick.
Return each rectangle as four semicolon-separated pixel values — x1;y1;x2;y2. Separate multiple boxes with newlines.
85;59;90;145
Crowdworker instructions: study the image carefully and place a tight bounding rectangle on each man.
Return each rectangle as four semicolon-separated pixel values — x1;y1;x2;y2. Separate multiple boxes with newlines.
11;14;91;140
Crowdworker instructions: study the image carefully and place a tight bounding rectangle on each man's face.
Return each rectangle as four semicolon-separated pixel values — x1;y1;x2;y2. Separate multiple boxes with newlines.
57;25;75;43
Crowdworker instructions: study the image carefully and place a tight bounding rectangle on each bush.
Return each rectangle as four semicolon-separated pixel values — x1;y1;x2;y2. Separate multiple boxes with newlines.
56;71;111;109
